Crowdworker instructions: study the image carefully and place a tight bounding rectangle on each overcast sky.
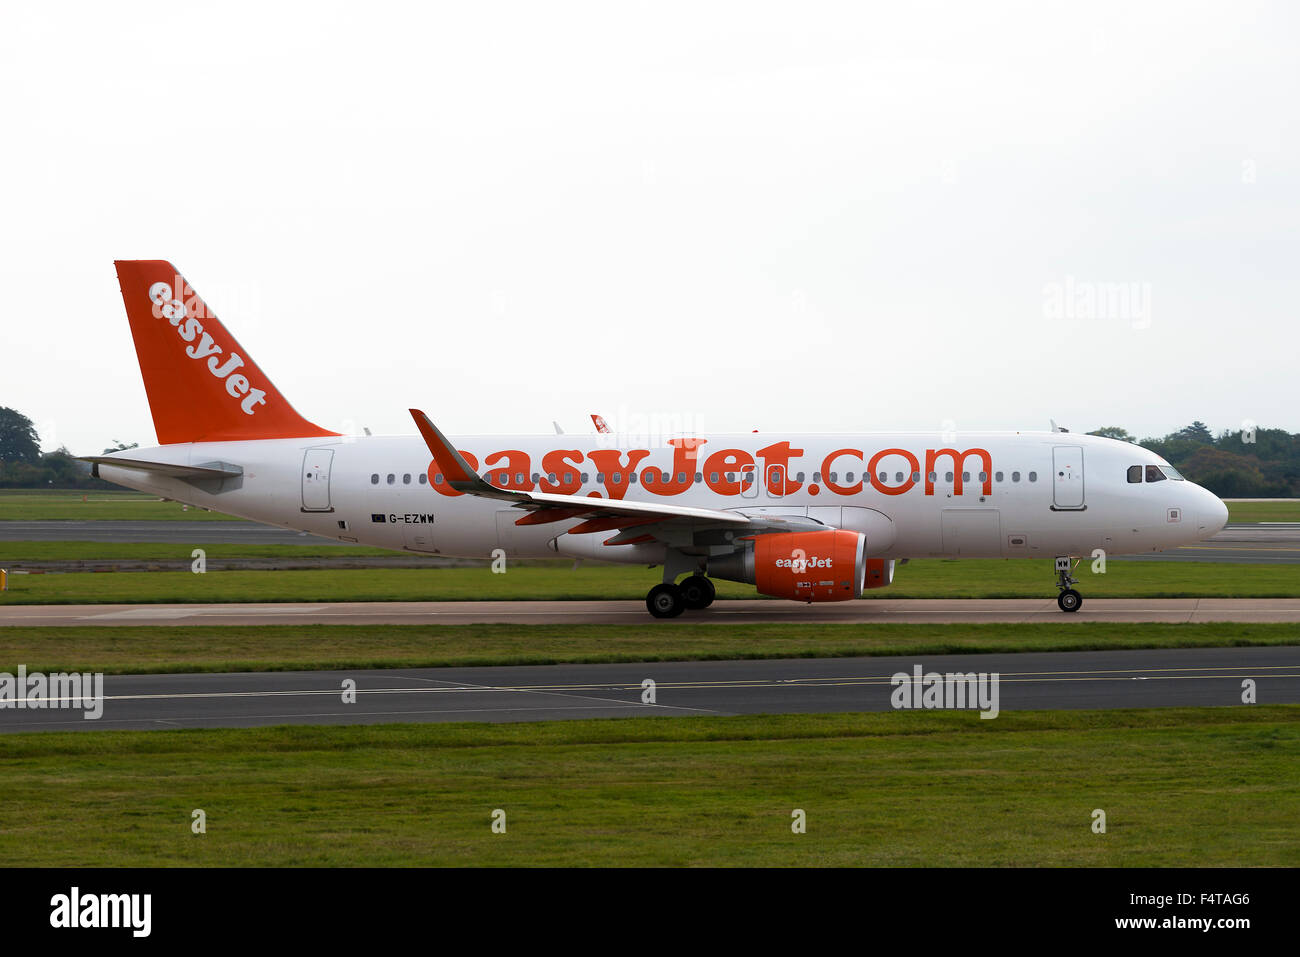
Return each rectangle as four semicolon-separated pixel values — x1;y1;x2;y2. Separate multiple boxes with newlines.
3;1;1296;453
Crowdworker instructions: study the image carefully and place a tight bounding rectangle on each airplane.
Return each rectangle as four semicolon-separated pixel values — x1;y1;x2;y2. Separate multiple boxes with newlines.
86;261;1231;619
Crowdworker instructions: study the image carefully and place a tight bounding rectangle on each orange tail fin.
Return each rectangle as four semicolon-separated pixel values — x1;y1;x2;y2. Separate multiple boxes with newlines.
114;261;338;445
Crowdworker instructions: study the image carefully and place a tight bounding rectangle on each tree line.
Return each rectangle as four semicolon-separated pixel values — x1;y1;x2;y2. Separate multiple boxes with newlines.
1088;422;1299;497
0;407;133;490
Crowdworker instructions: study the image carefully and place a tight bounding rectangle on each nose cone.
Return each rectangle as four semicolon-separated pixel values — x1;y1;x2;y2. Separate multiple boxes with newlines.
1198;489;1229;538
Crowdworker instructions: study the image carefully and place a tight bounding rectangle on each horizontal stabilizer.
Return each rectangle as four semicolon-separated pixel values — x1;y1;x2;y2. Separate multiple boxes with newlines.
80;456;244;480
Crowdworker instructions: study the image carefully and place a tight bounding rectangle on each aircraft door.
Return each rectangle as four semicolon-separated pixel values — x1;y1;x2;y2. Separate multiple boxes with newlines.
301;448;334;512
1052;446;1085;509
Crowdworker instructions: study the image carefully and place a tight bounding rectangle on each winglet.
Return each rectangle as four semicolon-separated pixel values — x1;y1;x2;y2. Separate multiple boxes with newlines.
408;409;487;492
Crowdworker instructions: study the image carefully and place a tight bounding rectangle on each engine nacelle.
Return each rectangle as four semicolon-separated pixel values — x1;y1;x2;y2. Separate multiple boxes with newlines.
710;529;867;602
863;558;895;589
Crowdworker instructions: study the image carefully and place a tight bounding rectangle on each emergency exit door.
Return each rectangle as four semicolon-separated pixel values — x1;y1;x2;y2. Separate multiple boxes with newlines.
301;448;334;512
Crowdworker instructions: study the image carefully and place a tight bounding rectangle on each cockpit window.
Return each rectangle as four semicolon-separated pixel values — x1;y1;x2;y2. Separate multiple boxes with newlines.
1127;465;1142;483
1145;465;1167;483
1161;464;1185;480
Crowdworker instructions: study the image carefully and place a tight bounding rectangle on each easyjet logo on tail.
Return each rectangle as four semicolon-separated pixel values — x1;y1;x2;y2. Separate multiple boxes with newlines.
148;279;268;416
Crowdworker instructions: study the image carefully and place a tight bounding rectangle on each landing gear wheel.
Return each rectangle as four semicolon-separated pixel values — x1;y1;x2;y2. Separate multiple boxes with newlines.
679;576;716;610
1057;589;1082;613
646;583;685;619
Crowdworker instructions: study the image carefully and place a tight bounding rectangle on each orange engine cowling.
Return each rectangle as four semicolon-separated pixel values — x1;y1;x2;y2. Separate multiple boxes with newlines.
863;558;895;589
710;530;867;602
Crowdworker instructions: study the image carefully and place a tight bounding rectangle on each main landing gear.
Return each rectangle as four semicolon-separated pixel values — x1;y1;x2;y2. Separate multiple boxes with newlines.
646;575;716;619
1054;556;1083;613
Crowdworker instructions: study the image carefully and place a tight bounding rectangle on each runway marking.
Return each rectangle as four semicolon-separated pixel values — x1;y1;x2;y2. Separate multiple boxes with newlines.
1168;545;1300;551
382;672;722;716
23;665;1293;708
81;605;331;620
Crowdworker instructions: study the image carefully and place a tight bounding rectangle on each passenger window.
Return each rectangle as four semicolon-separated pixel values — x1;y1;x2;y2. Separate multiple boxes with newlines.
581;472;590;483
928;472;937;483
1028;471;1037;482
813;472;822;483
434;474;444;485
370;473;379;485
419;474;427;485
912;471;920;482
895;472;904;483
726;472;735;482
1011;471;1020;482
386;474;395;485
945;471;953;482
678;472;687;483
995;471;1003;482
878;472;887;483
1146;465;1166;483
1127;465;1142;483
402;473;411;485
962;471;971;483
629;472;637;483
710;472;720;483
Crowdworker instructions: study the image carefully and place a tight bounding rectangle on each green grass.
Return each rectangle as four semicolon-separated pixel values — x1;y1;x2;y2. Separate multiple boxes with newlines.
0;707;1294;866
0;490;239;521
1226;500;1300;523
1;621;1296;675
0;559;1296;604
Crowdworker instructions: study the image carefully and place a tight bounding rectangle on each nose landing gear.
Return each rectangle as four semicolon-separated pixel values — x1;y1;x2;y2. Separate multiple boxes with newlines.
1054;556;1083;612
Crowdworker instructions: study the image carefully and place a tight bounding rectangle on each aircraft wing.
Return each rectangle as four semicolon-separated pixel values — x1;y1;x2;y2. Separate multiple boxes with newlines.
409;409;823;539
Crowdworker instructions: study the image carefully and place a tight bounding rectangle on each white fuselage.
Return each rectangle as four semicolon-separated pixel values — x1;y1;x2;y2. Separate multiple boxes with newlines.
97;431;1229;566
